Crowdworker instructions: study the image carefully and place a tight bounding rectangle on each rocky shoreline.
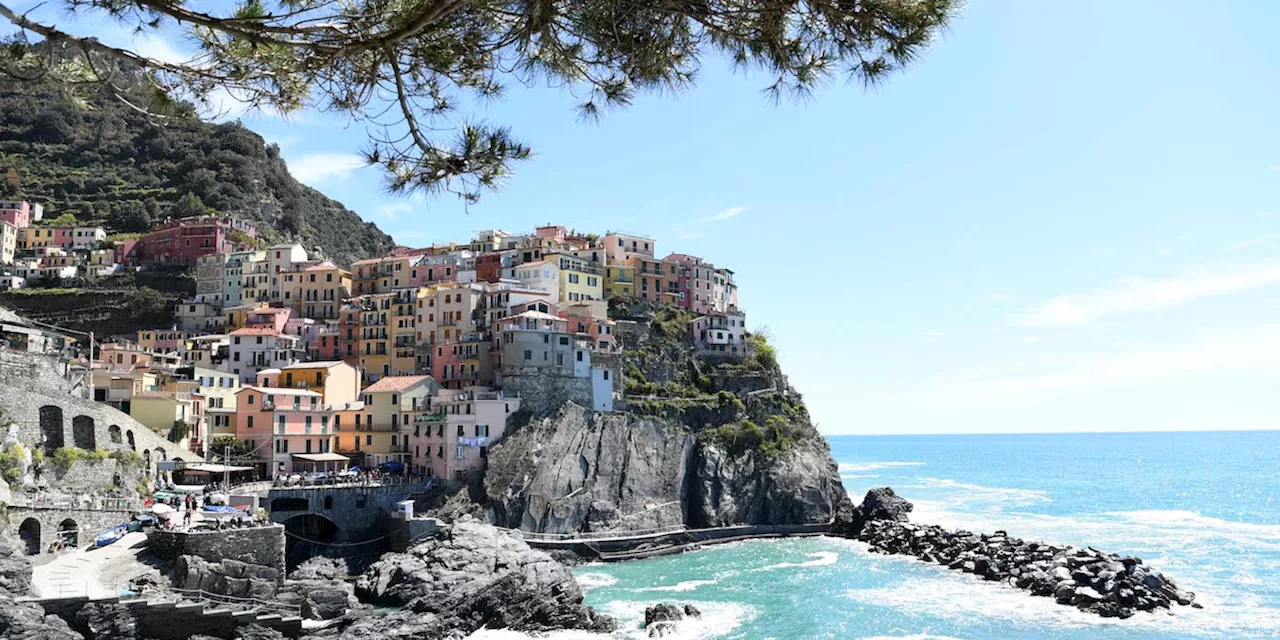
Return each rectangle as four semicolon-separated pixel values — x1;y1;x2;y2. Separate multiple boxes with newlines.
850;488;1200;619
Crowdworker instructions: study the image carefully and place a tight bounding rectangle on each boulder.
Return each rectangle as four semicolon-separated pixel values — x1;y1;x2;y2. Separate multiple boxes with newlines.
644;603;686;638
0;594;83;640
0;541;32;597
290;557;348;582
73;604;137;640
351;520;614;637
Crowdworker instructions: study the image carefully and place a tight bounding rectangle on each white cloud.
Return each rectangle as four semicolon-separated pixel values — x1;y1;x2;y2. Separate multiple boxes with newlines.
1015;261;1280;328
377;202;413;221
286;153;367;185
902;324;1280;409
919;330;946;342
695;206;747;224
131;33;186;65
1223;233;1279;254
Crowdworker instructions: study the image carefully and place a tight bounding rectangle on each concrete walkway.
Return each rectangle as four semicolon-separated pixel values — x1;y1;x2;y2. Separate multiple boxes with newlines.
31;532;149;599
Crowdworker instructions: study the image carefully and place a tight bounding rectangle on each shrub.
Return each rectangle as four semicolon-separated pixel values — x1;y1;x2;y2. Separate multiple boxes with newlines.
51;446;83;472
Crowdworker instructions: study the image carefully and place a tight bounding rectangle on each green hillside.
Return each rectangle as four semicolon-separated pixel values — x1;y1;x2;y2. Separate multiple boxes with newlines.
0;79;395;265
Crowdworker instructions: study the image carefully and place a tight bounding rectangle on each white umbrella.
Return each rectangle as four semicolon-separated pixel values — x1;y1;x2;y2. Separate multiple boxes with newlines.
151;503;176;518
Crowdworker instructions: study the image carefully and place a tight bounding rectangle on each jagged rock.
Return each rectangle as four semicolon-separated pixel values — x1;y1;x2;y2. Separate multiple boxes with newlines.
644;603;686;638
485;404;852;534
855;510;1197;619
233;625;286;640
290;557;348;582
172;555;280;599
682;604;701;618
0;541;33;596
0;593;83;640
300;587;353;620
352;520;614;636
73;604;137;640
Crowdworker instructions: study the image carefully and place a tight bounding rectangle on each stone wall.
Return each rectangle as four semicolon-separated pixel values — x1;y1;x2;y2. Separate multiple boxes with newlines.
148;525;286;577
0;350;77;395
501;374;593;416
6;505;136;563
0;356;196;467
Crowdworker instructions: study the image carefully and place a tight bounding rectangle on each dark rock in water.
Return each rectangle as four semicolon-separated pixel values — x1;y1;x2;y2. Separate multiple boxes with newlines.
73;603;138;640
350;519;614;637
0;542;33;597
835;487;914;537
853;496;1199;620
644;603;687;638
682;604;702;618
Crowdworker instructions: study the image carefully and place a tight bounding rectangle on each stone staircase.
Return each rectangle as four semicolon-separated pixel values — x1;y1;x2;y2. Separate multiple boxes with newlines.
36;594;303;639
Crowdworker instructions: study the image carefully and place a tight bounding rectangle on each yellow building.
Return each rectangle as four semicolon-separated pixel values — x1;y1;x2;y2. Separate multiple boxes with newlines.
283;260;351;320
224;303;268;332
604;264;635;299
129;390;198;451
345;375;434;467
189;366;242;447
276;361;361;406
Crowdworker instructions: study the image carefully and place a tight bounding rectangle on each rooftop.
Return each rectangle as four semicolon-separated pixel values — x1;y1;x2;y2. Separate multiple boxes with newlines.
364;375;432;393
281;360;348;370
230;327;282;336
241;386;321;397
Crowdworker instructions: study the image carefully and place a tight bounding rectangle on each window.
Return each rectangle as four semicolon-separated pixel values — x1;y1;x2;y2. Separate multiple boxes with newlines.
247;394;255;405
365;435;373;445
603;370;610;380
559;336;570;346
577;351;584;362
247;416;254;429
455;445;465;460
278;416;285;432
523;350;532;361
456;425;464;437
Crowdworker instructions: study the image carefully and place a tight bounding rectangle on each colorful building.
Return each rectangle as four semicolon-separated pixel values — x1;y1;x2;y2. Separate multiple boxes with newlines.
133;216;257;265
410;387;519;480
0;200;40;229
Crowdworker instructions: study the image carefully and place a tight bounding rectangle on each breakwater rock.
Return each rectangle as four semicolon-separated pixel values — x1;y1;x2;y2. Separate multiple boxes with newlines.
644;603;701;638
854;489;1199;619
311;518;614;639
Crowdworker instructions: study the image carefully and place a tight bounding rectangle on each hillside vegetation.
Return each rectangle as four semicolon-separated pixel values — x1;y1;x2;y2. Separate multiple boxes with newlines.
0;78;396;264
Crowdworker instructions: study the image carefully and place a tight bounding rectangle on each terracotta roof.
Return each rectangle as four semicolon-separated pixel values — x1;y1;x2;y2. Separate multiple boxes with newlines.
303;261;343;272
363;375;431;393
282;361;347;370
230;327;282;336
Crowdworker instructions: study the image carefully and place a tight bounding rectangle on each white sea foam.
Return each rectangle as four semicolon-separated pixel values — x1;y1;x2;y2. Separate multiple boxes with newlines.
760;551;840;570
857;635;965;640
839;461;926;472
575;572;618;590
635;579;718;593
843;549;1280;638
596;600;756;639
904;477;1052;506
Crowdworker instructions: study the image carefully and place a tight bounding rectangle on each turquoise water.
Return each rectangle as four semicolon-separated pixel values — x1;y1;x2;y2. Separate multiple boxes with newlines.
479;431;1280;639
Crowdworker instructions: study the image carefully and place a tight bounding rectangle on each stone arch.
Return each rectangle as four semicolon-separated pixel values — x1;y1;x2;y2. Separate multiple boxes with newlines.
39;405;64;450
155;447;167;461
72;415;96;450
143;449;152;469
282;513;339;570
108;425;122;445
127;430;136;451
18;518;40;556
58;518;79;547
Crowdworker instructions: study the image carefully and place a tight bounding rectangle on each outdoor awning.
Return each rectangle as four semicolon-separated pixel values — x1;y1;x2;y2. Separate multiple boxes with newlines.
291;452;349;463
180;463;255;474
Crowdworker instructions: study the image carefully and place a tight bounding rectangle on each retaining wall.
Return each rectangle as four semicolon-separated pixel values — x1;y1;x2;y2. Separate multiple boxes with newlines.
148;525;286;577
36;595;301;639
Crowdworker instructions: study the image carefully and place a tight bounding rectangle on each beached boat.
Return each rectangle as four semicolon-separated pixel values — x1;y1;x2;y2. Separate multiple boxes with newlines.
94;524;128;548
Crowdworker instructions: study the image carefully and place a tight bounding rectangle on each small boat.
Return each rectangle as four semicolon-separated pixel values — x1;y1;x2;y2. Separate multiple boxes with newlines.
95;525;128;548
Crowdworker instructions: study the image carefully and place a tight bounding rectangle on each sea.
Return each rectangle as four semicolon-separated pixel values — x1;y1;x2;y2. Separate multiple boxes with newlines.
474;430;1280;639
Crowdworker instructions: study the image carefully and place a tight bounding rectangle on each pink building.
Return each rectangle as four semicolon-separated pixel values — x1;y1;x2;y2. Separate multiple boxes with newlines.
665;253;717;315
234;386;338;476
410;387;520;480
0;200;40;229
133;216;257;265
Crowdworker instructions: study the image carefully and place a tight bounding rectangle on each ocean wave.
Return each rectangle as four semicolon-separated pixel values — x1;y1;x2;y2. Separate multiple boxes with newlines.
1104;510;1280;539
839;461;926;472
597;599;756;639
635;579;718;593
575;572;619;590
903;478;1052;506
760;551;840;570
857;635;965;640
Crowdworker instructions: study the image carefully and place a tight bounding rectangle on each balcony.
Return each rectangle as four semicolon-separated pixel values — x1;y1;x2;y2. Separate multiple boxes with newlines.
415;410;447;423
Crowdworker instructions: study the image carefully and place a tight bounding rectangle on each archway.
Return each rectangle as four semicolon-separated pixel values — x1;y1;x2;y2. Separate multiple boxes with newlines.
39;405;64;450
72;416;96;449
18;518;40;555
58;518;79;548
127;430;136;451
282;513;339;570
155;448;167;461
108;425;122;445
143;449;151;469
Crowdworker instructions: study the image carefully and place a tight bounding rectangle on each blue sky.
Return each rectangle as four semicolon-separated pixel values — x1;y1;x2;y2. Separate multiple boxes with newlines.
11;1;1280;434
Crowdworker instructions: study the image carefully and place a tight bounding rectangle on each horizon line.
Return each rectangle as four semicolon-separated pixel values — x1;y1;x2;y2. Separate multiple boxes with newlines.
821;427;1280;437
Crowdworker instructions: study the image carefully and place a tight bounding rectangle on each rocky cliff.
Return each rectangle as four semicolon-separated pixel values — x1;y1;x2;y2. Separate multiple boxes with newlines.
483;307;854;535
484;403;850;533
